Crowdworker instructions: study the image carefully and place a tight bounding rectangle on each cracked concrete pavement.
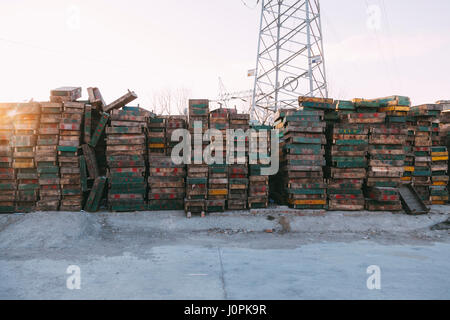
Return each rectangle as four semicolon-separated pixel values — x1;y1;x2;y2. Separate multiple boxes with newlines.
0;205;449;299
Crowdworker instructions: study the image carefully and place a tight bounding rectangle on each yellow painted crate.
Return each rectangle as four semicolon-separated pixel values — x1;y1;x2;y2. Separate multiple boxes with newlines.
149;143;165;149
208;189;228;196
404;166;415;172
289;199;327;205
401;177;412;182
431;196;449;202
379;106;410;112
13;159;35;169
432;181;447;186
432;156;449;161
299;97;334;104
384;111;408;116
431;152;448;157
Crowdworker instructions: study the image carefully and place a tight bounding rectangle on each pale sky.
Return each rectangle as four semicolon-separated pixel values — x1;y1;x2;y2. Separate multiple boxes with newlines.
0;0;449;111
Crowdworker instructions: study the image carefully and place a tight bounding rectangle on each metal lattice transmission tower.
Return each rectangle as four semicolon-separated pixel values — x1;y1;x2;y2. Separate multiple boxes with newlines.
251;0;328;117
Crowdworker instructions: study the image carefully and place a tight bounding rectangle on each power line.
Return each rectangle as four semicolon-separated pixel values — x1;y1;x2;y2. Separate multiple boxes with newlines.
0;35;130;70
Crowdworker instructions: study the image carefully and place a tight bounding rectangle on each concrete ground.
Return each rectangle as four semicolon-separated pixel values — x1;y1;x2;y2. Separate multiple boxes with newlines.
0;205;449;300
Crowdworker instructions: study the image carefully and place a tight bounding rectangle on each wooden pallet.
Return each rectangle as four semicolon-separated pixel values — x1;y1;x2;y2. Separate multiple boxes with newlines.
184;199;206;218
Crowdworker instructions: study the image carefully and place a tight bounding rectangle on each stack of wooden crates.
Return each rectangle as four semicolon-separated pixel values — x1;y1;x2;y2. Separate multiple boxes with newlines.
0;104;16;213
185;100;209;217
438;103;450;203
410;104;441;204
165;116;187;156
36;102;63;211
227;113;250;210
13;103;41;212
58;100;84;211
148;155;186;211
248;124;271;209
106;107;148;212
207;108;230;213
148;116;166;156
364;96;410;211
147;116;187;211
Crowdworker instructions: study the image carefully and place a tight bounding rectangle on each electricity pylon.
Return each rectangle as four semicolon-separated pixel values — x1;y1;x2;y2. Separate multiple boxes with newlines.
251;0;328;116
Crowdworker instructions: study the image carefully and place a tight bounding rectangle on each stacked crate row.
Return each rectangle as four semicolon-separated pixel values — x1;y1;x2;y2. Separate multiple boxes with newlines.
279;106;326;210
323;101;350;210
0;104;16;213
338;100;387;211
185;99;209;218
327;121;367;211
430;145;449;204
403;114;416;184
409;104;440;204
366;124;406;211
430;103;448;204
298;99;333;210
375;97;413;184
37;102;63;211
148;155;185;211
207;109;229;213
363;97;409;211
13;103;41;212
248;124;271;209
227;113;250;211
428;103;448;204
147;115;187;210
106;107;148;212
166;116;187;156
438;102;450;146
59;100;84;211
327;114;367;211
148;116;166;156
439;105;450;202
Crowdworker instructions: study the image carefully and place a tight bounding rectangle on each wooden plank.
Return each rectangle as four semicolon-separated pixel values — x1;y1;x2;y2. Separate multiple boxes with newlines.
79;155;88;192
85;176;107;212
366;201;403;211
104;91;138;113
81;144;99;179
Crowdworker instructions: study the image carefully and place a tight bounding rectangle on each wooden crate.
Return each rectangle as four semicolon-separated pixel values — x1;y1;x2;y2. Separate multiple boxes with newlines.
103;91;138;113
89;112;109;147
87;87;106;109
148;199;184;211
50;87;81;101
85;176;107;212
